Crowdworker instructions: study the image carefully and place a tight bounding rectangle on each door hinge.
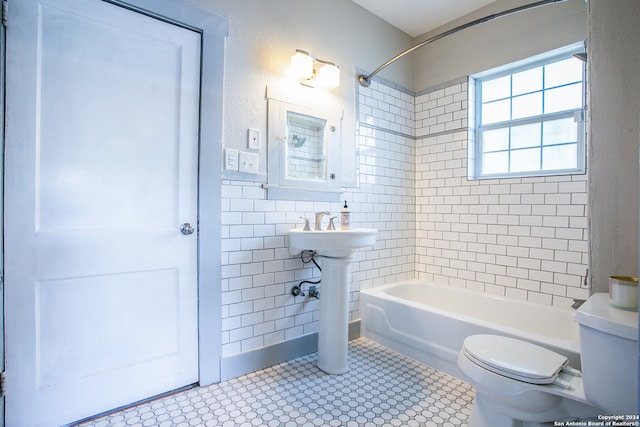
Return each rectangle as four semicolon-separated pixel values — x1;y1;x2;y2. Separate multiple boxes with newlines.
2;0;7;27
1;371;6;397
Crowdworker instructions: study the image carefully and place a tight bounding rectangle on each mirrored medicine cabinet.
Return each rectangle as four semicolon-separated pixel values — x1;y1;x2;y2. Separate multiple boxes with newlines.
266;97;343;201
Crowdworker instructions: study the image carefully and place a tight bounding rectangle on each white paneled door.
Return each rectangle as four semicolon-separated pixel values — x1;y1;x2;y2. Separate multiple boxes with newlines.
5;0;201;425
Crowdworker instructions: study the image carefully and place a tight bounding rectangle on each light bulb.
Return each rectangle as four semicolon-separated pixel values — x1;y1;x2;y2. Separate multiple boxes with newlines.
316;63;340;88
291;50;314;80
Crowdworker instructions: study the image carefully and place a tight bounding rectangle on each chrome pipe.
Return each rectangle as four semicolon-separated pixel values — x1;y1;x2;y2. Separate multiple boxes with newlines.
358;0;568;87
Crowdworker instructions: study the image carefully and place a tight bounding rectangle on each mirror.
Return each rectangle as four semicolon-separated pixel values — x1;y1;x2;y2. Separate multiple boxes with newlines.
286;111;328;182
266;98;342;201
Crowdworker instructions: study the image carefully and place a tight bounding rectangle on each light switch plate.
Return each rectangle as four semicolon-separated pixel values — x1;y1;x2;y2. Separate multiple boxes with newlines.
224;148;239;171
239;151;258;174
248;128;260;150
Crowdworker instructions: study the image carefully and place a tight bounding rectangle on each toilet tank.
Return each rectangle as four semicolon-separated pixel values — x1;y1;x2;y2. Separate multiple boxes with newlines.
574;293;638;415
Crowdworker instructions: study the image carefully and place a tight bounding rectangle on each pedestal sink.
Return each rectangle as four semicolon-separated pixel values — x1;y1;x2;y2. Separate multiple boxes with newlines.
287;228;378;374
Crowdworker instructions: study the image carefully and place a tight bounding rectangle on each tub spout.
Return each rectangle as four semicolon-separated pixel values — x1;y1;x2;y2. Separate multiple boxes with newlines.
571;299;586;310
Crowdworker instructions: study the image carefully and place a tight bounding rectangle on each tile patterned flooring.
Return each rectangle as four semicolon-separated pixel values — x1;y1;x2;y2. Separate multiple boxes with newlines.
78;338;475;427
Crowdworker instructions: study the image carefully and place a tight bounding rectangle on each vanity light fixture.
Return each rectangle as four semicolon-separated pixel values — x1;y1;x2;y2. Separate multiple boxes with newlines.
291;49;340;89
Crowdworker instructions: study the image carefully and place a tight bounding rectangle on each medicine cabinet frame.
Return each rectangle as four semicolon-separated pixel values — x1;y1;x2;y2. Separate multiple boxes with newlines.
266;98;342;201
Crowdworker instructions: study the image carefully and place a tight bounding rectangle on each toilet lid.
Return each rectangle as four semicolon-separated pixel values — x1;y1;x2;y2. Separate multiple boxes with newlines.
462;334;568;385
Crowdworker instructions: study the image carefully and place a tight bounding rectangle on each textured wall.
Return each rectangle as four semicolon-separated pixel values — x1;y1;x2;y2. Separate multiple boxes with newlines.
587;0;640;292
187;0;413;177
412;0;587;91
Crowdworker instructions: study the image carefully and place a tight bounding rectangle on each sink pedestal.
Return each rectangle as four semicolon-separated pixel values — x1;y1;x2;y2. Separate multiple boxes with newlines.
316;255;351;374
286;228;378;375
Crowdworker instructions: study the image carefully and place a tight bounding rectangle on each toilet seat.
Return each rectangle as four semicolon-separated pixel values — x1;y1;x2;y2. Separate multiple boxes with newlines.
462;335;575;387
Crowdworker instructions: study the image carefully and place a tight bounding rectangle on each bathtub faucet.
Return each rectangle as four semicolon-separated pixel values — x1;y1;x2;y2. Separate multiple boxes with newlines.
314;211;331;230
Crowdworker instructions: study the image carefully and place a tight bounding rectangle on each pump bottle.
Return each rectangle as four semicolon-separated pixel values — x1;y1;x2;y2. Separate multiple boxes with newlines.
340;201;351;230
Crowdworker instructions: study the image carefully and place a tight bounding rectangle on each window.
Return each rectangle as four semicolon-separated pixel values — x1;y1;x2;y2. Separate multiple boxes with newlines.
472;45;586;179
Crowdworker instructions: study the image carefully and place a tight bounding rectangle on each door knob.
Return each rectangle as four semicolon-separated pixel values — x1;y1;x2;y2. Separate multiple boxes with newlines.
180;223;194;235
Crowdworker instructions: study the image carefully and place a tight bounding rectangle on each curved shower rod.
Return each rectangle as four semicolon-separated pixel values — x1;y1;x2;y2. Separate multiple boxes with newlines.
358;0;568;87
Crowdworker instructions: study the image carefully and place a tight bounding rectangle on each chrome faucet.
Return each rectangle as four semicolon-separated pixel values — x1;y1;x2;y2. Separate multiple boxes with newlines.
314;211;331;230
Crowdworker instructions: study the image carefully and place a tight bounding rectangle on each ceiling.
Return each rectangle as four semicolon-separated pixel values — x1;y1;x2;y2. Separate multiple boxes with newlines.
352;0;498;37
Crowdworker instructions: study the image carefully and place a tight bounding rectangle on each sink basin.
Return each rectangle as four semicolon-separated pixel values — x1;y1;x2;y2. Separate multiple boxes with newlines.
287;228;378;258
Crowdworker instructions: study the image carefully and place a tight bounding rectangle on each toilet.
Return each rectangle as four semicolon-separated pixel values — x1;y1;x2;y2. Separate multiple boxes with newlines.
457;293;638;427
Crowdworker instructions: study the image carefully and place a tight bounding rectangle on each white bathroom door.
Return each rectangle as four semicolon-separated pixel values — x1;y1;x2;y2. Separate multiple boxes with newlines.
4;0;201;425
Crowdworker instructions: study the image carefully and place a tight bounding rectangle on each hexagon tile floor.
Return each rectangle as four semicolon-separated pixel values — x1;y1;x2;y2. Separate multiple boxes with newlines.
77;338;475;427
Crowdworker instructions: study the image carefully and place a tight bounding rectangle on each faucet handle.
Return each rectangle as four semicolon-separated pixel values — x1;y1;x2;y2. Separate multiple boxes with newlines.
328;216;337;230
300;217;311;231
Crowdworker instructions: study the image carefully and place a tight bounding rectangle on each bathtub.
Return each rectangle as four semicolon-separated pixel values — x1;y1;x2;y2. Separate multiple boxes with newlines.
360;280;581;379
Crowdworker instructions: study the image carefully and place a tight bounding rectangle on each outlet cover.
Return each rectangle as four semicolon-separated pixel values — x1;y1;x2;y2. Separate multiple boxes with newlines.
239;151;258;174
248;128;261;150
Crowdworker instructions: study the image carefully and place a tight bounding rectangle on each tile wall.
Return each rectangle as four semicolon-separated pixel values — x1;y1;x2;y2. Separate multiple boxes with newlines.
221;75;589;358
413;78;589;306
221;80;415;356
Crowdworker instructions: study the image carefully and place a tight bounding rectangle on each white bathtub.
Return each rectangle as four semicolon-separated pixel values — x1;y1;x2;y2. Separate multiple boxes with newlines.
360;280;581;379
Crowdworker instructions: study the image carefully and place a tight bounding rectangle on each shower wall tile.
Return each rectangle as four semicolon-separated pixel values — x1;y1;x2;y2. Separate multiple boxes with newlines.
358;81;415;137
414;78;589;307
416;78;468;136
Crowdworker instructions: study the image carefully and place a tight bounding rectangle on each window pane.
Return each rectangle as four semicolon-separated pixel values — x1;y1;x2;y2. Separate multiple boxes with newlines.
482;151;508;175
511;123;541;149
512;92;542;119
542;144;577;170
483;128;509;152
513;67;542;96
482;76;510;102
511;148;540;172
474;50;585;179
545;57;583;88
482;99;510;124
543;118;577;146
544;83;582;114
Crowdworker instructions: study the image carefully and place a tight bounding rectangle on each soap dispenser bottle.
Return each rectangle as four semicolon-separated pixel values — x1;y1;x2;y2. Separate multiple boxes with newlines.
340;201;351;230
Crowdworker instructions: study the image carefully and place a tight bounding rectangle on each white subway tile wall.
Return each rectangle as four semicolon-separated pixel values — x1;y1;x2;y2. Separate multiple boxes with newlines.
414;78;589;306
221;76;588;357
221;122;416;356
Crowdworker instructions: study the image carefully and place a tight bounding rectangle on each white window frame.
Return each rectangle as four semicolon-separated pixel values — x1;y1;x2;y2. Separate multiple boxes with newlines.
470;43;587;180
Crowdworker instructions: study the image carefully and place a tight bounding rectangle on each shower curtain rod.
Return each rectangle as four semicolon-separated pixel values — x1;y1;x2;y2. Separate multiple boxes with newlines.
358;0;568;87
